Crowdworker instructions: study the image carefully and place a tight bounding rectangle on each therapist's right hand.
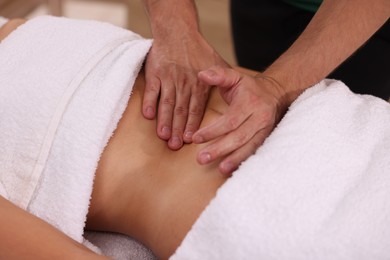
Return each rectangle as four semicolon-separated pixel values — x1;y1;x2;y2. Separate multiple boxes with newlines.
192;66;290;175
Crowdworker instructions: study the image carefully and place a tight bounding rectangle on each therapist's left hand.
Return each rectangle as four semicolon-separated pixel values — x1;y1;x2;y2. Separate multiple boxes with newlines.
192;66;290;175
143;35;228;150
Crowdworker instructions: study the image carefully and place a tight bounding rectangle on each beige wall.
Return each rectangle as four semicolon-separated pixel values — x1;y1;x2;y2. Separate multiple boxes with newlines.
25;0;236;64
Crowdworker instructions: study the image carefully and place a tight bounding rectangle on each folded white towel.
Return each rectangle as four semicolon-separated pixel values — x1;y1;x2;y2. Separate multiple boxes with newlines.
0;15;151;250
172;80;390;260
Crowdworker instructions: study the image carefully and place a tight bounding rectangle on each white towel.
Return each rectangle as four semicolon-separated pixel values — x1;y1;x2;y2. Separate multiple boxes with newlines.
85;232;156;260
172;80;390;260
0;15;151;254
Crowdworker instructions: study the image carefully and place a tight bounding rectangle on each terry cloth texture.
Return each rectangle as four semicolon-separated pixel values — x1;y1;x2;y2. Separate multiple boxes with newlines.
0;15;151;254
172;79;390;260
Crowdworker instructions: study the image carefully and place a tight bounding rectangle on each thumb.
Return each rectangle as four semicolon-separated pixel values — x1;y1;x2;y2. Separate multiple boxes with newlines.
198;66;241;89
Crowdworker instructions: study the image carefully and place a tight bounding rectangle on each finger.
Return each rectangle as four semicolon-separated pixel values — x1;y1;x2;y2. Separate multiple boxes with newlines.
198;66;241;89
168;83;191;150
192;102;250;144
196;115;264;165
218;127;272;175
143;75;161;119
183;85;209;144
157;80;176;140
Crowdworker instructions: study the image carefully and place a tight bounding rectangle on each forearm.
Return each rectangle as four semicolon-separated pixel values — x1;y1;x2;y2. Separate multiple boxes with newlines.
263;0;390;106
0;196;107;260
143;0;201;40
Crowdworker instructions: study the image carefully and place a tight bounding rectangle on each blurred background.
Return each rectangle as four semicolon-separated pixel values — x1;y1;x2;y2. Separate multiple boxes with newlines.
0;0;235;64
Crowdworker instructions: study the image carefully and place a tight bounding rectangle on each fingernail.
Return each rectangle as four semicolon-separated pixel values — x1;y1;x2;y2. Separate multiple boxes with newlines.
220;162;234;174
193;135;204;144
169;136;182;149
145;107;154;117
161;126;170;137
184;131;193;140
202;70;217;78
199;152;211;164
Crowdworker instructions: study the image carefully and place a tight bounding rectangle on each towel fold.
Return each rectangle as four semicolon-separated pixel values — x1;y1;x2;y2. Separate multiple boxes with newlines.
172;80;390;260
0;15;151;249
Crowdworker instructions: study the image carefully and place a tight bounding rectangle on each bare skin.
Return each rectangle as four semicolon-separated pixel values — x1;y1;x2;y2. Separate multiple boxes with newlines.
86;71;228;259
0;18;25;40
0;19;109;260
142;0;390;175
191;0;390;174
142;0;228;149
0;20;228;260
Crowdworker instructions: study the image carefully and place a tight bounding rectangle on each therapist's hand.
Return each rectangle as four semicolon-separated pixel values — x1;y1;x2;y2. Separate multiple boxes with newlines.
192;66;290;175
143;35;228;150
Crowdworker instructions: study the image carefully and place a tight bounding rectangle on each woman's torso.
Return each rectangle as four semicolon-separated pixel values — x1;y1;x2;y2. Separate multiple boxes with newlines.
87;72;228;258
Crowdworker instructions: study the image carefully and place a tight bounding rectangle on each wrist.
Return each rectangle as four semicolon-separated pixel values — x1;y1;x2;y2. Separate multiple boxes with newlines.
261;68;308;107
144;0;200;39
254;73;293;119
151;18;201;41
152;30;223;68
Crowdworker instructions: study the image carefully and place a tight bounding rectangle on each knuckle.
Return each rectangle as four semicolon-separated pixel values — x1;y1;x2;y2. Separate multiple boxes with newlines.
233;132;248;146
162;96;175;106
248;94;260;104
188;105;203;117
145;83;160;94
227;116;240;129
258;110;274;124
149;65;162;74
174;106;188;117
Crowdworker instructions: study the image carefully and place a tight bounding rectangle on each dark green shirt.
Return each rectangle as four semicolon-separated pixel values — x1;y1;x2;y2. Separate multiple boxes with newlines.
282;0;323;12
